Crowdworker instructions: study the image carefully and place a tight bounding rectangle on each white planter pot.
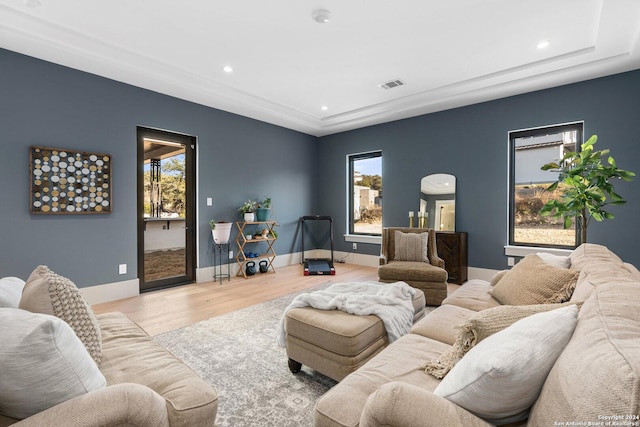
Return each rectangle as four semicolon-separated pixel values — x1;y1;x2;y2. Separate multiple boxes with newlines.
212;222;233;244
243;212;255;222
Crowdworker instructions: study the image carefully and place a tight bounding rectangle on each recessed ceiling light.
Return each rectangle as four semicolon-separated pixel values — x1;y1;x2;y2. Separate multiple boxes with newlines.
312;9;332;24
537;40;550;49
223;65;233;73
321;106;328;111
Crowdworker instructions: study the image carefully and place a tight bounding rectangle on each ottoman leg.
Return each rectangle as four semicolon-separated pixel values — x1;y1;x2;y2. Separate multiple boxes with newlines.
288;358;302;374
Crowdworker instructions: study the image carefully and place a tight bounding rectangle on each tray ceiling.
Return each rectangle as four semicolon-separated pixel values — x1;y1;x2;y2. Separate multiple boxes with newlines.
1;0;639;136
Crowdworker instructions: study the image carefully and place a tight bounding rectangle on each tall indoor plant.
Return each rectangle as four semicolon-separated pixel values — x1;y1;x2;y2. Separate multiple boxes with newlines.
540;135;635;243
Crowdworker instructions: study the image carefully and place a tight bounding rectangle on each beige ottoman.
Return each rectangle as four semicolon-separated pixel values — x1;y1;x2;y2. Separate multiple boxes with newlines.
285;289;426;382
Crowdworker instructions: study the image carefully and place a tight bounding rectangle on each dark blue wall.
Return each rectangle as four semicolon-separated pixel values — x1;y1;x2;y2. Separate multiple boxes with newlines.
2;46;638;288
0;48;317;287
318;70;640;269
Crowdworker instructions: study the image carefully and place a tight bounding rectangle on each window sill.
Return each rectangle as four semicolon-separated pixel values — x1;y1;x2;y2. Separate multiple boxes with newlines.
344;234;382;245
504;245;573;257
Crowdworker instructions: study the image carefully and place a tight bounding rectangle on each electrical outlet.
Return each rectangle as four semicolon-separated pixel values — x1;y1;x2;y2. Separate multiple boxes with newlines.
507;257;515;267
118;264;127;275
352;242;357;250
228;250;233;259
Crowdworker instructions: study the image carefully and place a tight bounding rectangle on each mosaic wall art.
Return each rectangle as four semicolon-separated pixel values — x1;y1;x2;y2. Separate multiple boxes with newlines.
30;146;112;214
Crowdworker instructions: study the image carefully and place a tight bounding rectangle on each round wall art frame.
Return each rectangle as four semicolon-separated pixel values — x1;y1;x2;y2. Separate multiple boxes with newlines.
29;146;112;214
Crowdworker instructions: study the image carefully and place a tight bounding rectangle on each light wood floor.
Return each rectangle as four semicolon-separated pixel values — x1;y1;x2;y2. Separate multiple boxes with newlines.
92;263;379;336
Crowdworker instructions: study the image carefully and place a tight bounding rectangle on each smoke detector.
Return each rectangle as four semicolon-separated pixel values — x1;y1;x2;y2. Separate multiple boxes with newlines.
312;9;332;24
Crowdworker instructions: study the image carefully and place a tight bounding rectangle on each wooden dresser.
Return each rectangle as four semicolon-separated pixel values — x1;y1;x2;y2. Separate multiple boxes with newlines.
435;231;468;284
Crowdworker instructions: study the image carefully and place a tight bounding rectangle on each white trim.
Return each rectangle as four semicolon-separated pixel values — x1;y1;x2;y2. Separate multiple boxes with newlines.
344;234;382;245
80;278;139;305
332;250;380;268
468;267;500;282
504;245;573;257
196;251;308;282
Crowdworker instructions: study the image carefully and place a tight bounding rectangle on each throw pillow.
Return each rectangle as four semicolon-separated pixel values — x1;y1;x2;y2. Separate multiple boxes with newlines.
0;277;26;308
394;231;428;262
536;252;571;269
423;302;578;379
19;266;102;365
489;270;508;286
433;305;579;425
0;308;106;419
491;255;579;305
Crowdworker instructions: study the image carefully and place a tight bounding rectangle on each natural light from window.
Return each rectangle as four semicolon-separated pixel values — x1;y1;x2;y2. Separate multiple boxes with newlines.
349;152;382;235
509;123;582;248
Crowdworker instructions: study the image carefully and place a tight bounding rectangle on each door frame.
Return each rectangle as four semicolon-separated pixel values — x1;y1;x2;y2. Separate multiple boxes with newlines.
137;126;196;292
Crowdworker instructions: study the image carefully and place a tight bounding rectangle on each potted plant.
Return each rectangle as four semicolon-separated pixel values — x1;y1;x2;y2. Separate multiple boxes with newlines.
238;200;257;222
210;220;233;244
255;196;272;221
540;135;635;243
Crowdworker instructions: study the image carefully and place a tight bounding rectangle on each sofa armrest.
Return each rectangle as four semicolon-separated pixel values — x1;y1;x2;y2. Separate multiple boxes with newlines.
360;382;493;427
431;253;445;269
12;383;169;427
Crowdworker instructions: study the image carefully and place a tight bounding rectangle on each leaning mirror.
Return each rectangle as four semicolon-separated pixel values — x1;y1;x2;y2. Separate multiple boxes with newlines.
419;174;456;231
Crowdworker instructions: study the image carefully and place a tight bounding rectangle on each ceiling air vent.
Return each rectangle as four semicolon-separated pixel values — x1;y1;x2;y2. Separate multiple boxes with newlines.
378;79;405;90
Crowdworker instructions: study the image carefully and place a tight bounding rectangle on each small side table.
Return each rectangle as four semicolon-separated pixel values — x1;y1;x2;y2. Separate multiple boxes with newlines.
213;243;230;283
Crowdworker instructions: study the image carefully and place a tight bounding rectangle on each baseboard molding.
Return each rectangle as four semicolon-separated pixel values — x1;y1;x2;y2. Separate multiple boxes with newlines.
80;278;139;305
196;251;306;283
84;252;494;305
333;250;380;268
468;266;499;281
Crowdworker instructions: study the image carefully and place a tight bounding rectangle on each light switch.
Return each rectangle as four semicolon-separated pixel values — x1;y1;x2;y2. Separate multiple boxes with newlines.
119;264;127;274
206;197;213;206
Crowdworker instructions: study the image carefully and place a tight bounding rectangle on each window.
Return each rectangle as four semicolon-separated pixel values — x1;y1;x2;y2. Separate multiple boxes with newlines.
348;151;382;236
508;122;583;248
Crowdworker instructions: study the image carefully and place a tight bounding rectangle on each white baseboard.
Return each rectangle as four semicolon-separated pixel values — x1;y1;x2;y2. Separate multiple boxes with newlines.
468;267;499;281
196;251;306;282
86;251;494;305
81;278;139;305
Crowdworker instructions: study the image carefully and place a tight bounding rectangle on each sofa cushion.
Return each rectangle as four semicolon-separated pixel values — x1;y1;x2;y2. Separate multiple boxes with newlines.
569;244;638;303
434;305;578;425
19;266;102;364
315;333;448;427
442;279;500;312
569;242;623;270
378;260;448;283
411;304;476;345
0;277;25;308
491;255;579;305
97;312;218;426
529;282;640;425
423;302;575;379
0;308;106;420
394;231;428;262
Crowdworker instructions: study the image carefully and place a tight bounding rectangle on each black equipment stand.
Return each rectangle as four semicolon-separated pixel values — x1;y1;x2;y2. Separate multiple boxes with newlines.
300;215;336;276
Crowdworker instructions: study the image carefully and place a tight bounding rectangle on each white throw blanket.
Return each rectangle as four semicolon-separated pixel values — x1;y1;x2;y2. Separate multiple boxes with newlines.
276;281;416;347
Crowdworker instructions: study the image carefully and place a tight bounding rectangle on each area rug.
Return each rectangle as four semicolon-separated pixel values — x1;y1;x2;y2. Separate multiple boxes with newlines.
154;283;337;427
154;283;435;426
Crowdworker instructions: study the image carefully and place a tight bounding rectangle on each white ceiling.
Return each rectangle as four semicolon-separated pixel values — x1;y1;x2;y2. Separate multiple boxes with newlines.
2;0;639;137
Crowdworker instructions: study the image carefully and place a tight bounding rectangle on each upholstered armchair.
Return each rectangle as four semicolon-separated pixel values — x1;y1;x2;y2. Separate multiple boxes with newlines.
378;227;448;306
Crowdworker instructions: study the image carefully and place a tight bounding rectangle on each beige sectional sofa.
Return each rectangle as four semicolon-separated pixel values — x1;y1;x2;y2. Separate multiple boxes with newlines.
0;267;217;427
315;243;640;426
